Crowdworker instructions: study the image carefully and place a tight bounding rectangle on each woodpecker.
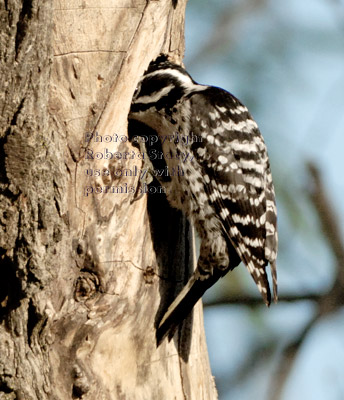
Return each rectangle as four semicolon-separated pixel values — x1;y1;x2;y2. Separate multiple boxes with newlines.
129;55;278;344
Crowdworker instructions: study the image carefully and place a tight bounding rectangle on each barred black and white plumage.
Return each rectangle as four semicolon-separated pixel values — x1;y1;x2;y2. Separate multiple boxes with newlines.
129;55;278;345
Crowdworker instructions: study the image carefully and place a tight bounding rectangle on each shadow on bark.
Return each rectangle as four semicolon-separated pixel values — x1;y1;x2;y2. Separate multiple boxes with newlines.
128;119;194;361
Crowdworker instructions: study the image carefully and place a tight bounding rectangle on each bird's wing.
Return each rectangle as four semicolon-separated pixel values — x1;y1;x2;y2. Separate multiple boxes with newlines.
186;87;278;304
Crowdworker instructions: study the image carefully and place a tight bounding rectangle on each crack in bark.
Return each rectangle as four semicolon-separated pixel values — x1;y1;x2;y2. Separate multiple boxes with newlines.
102;259;184;283
54;50;127;57
15;0;33;60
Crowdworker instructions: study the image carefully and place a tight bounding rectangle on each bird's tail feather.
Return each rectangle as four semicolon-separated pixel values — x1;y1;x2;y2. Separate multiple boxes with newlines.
156;271;222;346
271;260;278;303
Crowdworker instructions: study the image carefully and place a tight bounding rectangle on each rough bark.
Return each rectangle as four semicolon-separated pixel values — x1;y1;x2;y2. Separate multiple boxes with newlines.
0;0;217;399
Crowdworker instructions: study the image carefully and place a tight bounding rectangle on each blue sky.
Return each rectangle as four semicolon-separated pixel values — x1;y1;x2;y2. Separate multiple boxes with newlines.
184;1;344;399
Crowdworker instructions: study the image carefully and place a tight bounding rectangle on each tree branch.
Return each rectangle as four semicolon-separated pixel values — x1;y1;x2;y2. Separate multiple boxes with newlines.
204;292;321;308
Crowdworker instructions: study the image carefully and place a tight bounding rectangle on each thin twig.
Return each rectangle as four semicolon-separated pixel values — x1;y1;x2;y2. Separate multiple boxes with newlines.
204;293;322;308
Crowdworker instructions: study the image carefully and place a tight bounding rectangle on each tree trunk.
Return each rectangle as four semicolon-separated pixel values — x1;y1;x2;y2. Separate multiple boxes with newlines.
0;1;217;399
